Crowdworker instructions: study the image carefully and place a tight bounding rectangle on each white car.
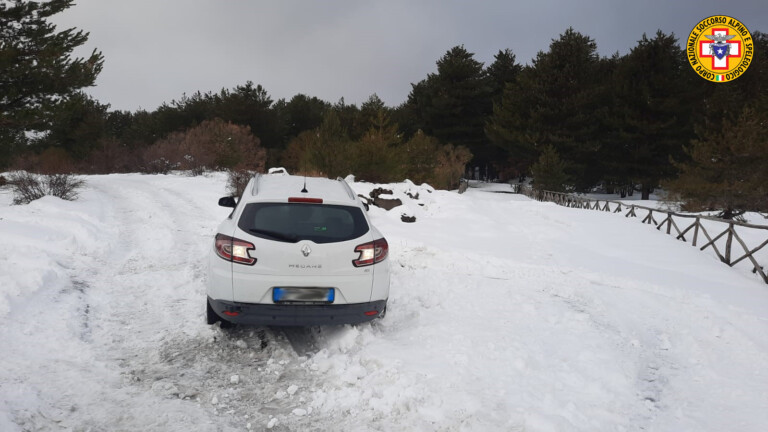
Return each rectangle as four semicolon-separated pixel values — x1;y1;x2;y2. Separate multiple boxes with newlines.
207;174;390;326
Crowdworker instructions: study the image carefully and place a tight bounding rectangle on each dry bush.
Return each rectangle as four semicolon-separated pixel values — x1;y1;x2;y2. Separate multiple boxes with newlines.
143;118;266;175
226;169;255;198
83;137;142;174
140;138;180;174
291;168;325;177
0;175;6;186
8;171;85;204
432;144;473;190
281;130;324;175
12;147;76;175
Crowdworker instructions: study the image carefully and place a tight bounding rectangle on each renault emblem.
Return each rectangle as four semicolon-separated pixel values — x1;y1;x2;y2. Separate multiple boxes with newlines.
301;244;312;257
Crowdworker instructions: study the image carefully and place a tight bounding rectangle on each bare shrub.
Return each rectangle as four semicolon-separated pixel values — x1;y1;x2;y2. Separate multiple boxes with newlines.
9;172;46;204
83;137;141;174
140;138;180;174
291;168;325;177
140;153;179;175
281;130;322;175
142;118;266;176
46;174;85;201
432;144;473;190
12;147;76;175
0;175;6;187
226;169;256;198
8;172;85;204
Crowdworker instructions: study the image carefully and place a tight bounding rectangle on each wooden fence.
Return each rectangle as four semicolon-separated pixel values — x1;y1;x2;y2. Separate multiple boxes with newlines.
521;187;768;285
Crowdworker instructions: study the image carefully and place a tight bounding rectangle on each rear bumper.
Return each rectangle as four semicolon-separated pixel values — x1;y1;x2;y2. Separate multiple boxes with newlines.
208;297;386;326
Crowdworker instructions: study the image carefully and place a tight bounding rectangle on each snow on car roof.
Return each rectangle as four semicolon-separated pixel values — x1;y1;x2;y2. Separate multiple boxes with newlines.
246;174;357;204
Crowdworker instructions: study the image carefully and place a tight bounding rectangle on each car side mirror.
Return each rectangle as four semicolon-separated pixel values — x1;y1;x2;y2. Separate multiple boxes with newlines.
218;196;237;208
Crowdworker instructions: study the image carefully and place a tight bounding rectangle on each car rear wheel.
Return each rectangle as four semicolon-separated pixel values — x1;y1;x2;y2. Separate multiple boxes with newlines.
206;299;232;328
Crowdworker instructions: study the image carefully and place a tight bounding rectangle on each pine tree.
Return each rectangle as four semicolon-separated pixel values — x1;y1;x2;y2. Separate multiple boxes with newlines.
359;94;389;135
38;92;109;160
405;46;493;166
402;130;440;185
693;32;768;143
332;97;363;141
0;0;103;167
486;49;523;102
281;94;329;140
216;82;280;149
349;108;403;183
486;28;610;190
303;110;352;178
611;31;700;199
531;145;568;192
666;104;768;218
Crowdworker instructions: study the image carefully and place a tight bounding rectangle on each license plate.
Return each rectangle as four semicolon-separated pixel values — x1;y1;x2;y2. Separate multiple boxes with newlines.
272;287;335;303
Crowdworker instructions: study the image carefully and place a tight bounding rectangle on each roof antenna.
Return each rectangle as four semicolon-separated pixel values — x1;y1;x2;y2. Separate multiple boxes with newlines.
301;176;308;193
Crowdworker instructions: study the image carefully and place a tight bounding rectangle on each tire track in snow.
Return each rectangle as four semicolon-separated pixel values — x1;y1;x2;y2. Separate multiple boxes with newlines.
52;176;229;431
373;244;693;430
80;175;336;431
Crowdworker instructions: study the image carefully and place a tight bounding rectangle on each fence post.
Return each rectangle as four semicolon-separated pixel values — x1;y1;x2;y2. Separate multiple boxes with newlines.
458;178;468;194
667;212;673;235
693;217;700;247
725;222;734;265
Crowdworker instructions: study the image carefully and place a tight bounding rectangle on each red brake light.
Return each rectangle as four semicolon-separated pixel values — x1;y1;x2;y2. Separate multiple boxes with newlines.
288;197;323;203
353;238;389;267
215;234;256;265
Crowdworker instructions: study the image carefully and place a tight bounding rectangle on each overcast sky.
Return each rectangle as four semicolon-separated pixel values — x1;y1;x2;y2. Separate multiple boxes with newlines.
53;0;766;112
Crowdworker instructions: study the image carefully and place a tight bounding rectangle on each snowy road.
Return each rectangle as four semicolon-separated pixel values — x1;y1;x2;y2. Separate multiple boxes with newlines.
1;173;768;431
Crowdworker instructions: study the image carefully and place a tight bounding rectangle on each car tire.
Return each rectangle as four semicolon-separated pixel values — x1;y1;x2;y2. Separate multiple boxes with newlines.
206;299;217;325
206;299;232;328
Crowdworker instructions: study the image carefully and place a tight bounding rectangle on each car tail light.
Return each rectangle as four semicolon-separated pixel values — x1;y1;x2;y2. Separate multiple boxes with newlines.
215;234;256;265
353;238;388;267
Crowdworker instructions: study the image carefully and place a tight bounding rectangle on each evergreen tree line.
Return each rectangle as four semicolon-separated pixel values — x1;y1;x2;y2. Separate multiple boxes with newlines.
2;1;766;213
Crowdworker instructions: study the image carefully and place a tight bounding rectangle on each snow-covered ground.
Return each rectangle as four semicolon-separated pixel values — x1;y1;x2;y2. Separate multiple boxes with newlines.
1;173;768;432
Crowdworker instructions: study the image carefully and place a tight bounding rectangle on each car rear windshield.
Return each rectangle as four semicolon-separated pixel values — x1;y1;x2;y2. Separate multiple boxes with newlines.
238;203;369;244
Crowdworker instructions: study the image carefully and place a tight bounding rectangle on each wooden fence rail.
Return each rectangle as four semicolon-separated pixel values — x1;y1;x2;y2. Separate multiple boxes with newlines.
520;187;768;285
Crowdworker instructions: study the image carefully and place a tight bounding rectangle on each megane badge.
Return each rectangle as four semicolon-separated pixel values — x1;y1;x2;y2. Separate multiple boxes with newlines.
301;244;312;257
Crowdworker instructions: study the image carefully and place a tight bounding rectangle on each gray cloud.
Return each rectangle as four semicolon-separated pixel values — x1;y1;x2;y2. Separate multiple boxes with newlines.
53;0;767;111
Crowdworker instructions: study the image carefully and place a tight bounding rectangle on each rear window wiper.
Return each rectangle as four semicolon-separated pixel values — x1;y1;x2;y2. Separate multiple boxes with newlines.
248;228;298;242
